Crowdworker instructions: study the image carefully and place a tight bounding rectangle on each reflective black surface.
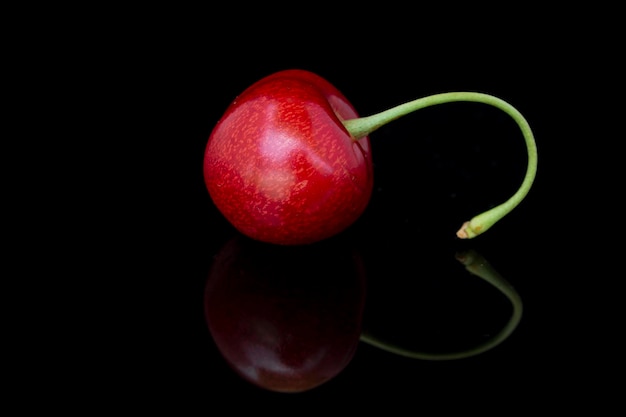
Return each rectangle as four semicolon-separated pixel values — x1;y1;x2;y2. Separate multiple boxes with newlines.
85;22;616;412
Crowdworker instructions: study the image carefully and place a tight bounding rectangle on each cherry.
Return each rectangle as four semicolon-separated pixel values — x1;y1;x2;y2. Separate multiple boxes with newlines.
204;69;537;245
204;70;372;245
204;235;366;393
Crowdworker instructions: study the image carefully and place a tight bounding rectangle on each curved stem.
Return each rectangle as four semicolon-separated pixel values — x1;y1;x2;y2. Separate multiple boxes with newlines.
359;249;523;360
343;92;538;239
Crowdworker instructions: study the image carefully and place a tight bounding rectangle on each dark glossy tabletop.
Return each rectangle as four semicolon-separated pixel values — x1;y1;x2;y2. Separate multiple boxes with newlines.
77;25;617;412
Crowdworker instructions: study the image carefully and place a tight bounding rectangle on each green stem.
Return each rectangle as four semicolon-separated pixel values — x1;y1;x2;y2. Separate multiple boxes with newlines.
343;92;538;239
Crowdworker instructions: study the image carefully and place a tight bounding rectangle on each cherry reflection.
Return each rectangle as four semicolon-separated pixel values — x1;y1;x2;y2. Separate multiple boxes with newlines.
204;234;367;393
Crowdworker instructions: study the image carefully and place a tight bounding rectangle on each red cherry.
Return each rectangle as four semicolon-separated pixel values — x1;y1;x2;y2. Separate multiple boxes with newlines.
204;70;538;244
204;69;373;245
204;235;367;393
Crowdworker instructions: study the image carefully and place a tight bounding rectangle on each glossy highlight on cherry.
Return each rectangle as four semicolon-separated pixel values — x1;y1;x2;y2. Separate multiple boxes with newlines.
203;69;538;245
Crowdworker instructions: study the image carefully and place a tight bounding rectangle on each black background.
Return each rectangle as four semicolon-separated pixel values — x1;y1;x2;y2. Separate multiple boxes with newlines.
35;7;621;413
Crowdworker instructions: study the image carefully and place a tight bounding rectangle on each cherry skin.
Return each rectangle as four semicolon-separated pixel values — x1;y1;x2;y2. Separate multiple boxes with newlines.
204;235;367;393
204;69;373;245
205;70;539;244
